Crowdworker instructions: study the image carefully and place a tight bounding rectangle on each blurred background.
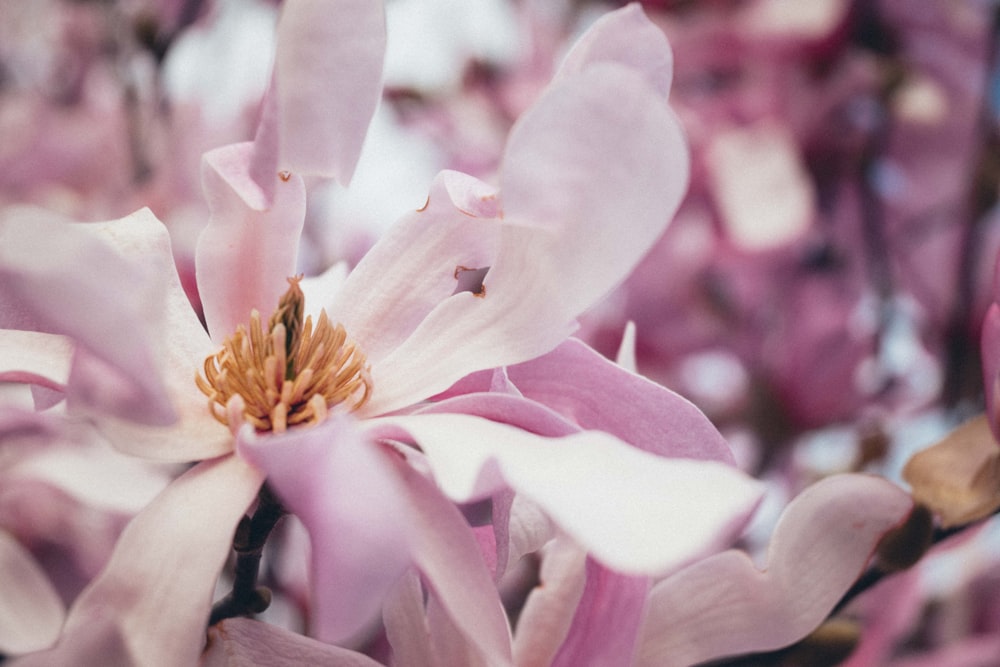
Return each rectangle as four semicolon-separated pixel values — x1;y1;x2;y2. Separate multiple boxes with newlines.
2;0;1000;663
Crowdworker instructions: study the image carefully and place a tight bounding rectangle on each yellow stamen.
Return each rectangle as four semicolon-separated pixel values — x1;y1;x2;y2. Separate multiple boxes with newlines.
196;276;372;433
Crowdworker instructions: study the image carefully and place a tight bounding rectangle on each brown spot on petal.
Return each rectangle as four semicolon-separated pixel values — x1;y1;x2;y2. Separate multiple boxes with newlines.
278;171;292;182
902;415;1000;528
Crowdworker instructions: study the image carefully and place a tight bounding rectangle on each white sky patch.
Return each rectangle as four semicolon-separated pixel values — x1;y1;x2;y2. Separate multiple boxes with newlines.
162;0;277;126
313;103;445;237
384;0;521;92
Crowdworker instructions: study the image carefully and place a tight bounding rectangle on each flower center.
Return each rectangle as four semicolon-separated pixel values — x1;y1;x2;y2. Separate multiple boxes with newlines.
196;277;371;433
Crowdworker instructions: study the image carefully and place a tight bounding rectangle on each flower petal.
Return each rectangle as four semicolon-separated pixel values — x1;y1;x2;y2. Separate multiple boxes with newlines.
555;3;673;97
902;415;1000;527
17;455;263;667
506;338;736;463
552;560;649;667
329;171;501;366
236;416;412;643
366;413;763;575
0;208;176;425
273;0;386;184
0;529;65;655
0;330;72;391
365;63;687;414
635;474;913;667
197;142;307;341
513;538;587;667
394;459;513;666
202;618;383;666
383;571;437;667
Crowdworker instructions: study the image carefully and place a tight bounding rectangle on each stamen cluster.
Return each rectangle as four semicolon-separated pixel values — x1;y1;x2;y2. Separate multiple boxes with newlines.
196;277;371;433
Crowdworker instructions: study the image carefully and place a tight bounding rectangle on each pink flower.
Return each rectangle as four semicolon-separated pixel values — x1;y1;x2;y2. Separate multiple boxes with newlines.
3;2;763;663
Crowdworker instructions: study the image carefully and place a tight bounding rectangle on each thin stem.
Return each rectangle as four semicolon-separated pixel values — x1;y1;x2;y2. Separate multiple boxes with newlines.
208;484;287;627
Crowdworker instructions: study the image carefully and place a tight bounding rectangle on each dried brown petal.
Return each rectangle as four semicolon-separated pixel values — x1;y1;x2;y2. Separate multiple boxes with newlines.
902;415;1000;528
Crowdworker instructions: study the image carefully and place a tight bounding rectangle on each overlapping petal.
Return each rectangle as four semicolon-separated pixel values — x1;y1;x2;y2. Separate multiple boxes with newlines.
366;413;763;575
197;142;307;342
0;530;65;655
505;338;736;463
238;417;512;663
328;172;501;365
237;415;411;643
635;474;913;667
364;57;688;414
551;560;650;667
0;330;72;390
0;208;174;425
14;455;263;667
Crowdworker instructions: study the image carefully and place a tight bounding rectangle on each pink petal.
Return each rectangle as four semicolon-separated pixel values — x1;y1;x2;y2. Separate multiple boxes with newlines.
506;338;736;463
202;618;383;667
365;62;687;414
329;172;501;367
383;571;437;667
272;0;385;184
197;142;307;341
415;391;578;438
555;3;673;97
80;211;230;461
0;208;175;425
239;417;511;662
0;530;65;655
495;64;687;319
552;560;649;667
513;538;587;667
236;416;412;643
0;330;72;391
16;455;263;667
366;413;763;575
635;474;913;667
394;459;513;666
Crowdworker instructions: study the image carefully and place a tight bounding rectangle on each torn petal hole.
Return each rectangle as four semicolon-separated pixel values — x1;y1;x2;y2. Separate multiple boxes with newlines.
453;265;490;298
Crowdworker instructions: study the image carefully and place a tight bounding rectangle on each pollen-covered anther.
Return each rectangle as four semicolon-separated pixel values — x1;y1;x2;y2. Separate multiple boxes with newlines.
195;277;372;433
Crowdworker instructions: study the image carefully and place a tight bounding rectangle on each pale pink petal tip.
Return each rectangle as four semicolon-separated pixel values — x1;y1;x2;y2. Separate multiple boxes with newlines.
637;474;913;667
0;530;65;655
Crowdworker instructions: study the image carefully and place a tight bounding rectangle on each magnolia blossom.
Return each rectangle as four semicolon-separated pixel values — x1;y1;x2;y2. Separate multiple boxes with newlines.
2;2;767;664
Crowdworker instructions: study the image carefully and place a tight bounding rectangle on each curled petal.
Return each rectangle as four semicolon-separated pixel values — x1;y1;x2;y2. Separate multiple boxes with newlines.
552;560;649;667
0;530;65;655
636;474;913;667
505;338;736;463
239;417;511;662
366;413;763;575
198;142;307;342
237;416;412;643
0;330;72;391
17;455;263;667
513;538;587;667
0;208;176;425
